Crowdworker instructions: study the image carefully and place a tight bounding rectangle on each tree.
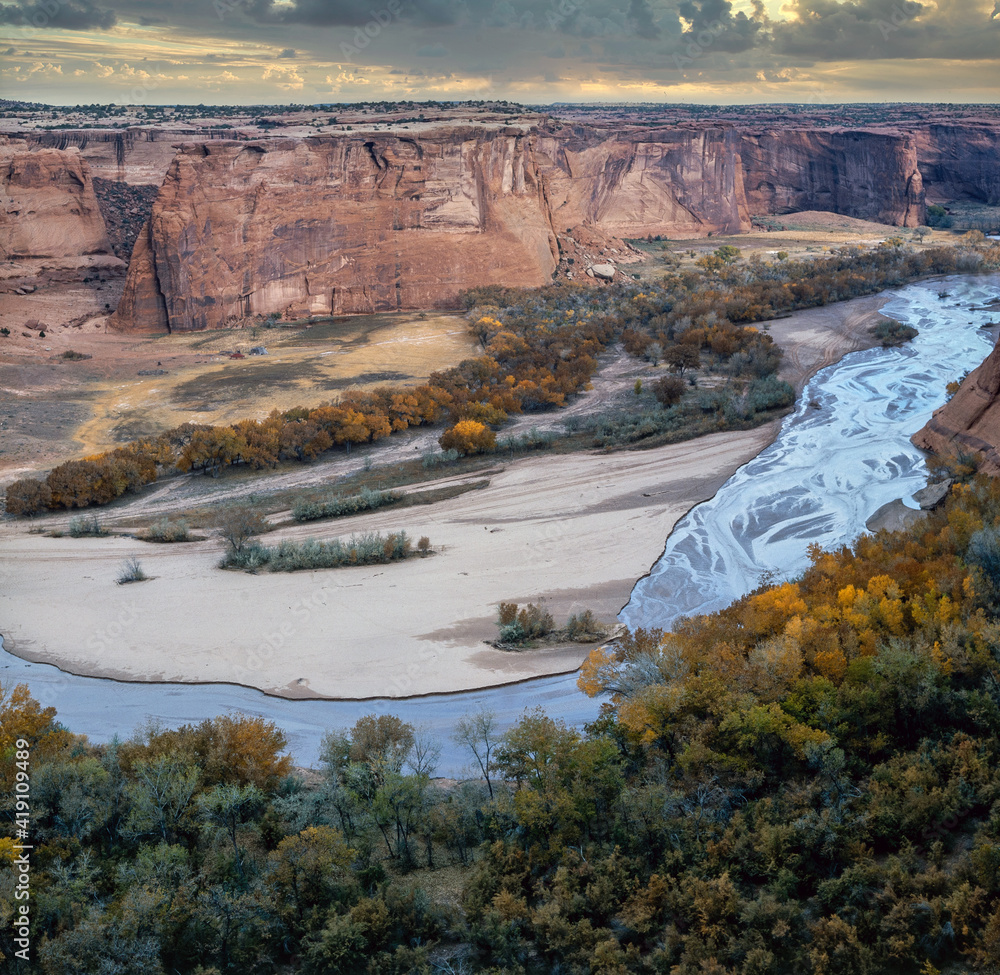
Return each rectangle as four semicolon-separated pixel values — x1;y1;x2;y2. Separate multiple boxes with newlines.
439;419;496;456
664;345;700;374
4;477;51;516
214;503;268;554
454;707;499;798
198;783;264;881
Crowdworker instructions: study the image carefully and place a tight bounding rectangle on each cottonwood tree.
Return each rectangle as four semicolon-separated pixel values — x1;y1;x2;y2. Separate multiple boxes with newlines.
454;707;499;798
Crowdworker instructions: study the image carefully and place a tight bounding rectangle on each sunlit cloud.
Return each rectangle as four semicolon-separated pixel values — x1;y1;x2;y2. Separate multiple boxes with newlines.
0;0;996;102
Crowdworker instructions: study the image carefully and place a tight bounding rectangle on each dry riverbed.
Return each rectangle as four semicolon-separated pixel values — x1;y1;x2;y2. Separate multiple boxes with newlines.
0;293;885;698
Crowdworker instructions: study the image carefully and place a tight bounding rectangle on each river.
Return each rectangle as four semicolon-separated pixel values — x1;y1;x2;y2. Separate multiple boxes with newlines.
2;274;998;774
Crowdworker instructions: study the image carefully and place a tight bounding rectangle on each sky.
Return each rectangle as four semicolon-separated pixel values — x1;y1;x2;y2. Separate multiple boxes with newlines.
1;0;998;106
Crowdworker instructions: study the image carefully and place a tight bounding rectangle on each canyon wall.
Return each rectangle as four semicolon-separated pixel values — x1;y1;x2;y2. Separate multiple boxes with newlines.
534;124;750;237
0;145;113;259
109;121;968;331
740;129;925;227
22;127;226;185
913;337;1000;476
112;128;559;332
910;123;1000;205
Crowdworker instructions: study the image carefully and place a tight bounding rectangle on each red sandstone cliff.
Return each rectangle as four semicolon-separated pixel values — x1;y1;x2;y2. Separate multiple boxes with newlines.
534;124;750;237
740;129;925;227
913;335;1000;475
109;122;954;331
113;128;558;332
910;123;1000;205
109;123;754;331
0;145;113;259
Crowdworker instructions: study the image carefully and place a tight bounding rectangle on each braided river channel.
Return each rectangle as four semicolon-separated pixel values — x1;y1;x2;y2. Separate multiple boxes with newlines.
2;274;999;774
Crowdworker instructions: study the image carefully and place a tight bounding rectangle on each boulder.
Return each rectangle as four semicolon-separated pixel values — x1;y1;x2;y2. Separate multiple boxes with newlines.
912;479;952;510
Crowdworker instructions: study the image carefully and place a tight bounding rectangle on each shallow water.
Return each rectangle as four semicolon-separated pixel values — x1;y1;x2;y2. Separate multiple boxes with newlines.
2;274;998;774
621;275;1000;629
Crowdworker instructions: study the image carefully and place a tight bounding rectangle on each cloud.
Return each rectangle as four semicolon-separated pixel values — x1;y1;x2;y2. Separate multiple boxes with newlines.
277;47;296;57
263;63;304;88
93;61;114;77
0;0;116;29
773;0;1000;60
416;42;449;56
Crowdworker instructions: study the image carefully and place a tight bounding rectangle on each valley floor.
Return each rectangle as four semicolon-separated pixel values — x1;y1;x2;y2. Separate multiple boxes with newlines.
0;292;888;697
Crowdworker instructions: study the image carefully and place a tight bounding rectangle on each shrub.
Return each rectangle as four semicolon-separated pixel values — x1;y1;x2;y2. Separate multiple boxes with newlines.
566;610;605;640
653;375;686;407
422;448;460;469
417;536;431;556
495;602;554;645
870;318;919;347
219;541;272;573
69;514;108;537
743;376;795;415
144;517;191;542
222;532;415;573
116;557;147;584
439;420;496;457
292;488;401;523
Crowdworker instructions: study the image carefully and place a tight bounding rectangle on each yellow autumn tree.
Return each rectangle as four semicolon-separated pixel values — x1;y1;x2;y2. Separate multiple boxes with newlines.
439;419;496;456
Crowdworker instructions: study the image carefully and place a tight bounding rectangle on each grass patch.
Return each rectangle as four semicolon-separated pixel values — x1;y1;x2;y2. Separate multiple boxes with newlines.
221;531;419;573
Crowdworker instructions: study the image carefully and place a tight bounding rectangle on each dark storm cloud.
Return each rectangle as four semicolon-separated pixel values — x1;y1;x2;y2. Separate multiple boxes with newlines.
246;0;467;28
0;0;116;29
773;0;1000;60
629;0;659;35
675;0;765;52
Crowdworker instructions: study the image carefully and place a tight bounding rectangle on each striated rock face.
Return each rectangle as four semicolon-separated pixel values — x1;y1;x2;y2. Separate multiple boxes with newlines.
0;145;113;259
534;124;750;237
913;336;1000;475
740;130;925;227
911;123;1000;205
110;121;949;331
113;128;558;332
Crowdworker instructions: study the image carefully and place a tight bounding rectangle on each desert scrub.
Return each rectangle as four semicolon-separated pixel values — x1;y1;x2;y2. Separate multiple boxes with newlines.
220;531;416;573
68;514;109;537
496;602;555;646
496;603;609;647
565;610;608;641
421;448;460;469
143;517;192;542
870;318;919;346
116;556;148;584
291;487;401;523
